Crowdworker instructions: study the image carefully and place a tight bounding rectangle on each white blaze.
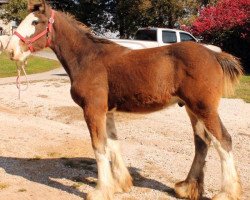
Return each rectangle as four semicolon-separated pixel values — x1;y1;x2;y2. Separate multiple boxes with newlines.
7;13;38;61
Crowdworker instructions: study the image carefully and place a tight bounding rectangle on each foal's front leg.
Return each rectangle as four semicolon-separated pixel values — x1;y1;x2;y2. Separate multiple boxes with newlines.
84;104;115;200
106;111;133;193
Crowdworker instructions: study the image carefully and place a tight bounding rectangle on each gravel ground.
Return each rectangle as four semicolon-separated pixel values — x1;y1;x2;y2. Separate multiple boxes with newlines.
0;72;249;200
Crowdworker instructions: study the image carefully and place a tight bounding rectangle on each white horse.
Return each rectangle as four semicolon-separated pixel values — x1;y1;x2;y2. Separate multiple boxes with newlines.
0;35;11;54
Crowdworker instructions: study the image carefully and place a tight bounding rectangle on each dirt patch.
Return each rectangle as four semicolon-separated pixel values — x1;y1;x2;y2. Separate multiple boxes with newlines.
53;106;83;123
37;94;48;98
38;138;94;159
0;105;17;114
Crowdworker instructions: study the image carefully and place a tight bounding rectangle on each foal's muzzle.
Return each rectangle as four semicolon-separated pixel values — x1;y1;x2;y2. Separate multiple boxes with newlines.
7;44;30;62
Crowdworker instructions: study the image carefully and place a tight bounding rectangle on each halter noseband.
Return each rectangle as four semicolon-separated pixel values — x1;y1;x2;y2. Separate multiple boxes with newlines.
14;10;55;53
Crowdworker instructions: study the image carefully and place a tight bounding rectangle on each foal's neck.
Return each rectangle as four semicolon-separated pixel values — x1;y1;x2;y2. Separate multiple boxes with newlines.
50;11;124;82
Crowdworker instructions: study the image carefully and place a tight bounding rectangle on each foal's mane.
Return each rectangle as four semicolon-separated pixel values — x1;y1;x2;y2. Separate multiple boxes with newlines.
59;11;116;45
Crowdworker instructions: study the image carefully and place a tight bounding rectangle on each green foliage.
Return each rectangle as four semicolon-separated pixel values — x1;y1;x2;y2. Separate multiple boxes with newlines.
186;0;250;71
232;75;250;103
107;0;144;38
142;0;196;28
48;0;76;12
107;0;199;38
48;0;107;35
49;0;199;38
73;0;106;30
0;0;28;24
210;27;250;72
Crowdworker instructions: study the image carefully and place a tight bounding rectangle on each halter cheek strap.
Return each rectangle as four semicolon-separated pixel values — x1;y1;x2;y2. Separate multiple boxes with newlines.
14;10;55;53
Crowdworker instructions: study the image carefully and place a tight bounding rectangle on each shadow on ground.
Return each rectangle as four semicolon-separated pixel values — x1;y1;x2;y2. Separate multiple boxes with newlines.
52;73;68;77
0;156;210;199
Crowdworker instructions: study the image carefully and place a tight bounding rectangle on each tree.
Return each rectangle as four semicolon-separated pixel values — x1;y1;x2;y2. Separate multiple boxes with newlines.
65;0;200;39
142;0;197;28
0;0;28;24
49;0;108;35
200;0;218;6
190;0;249;38
73;0;107;32
187;0;250;70
0;0;200;39
103;0;199;38
48;0;76;12
105;0;144;38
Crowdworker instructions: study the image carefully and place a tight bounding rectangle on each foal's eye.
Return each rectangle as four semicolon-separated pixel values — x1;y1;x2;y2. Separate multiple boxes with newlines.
32;20;39;26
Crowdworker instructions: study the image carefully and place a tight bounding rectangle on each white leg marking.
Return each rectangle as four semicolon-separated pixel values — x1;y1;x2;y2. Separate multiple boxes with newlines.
209;134;238;189
205;129;241;199
87;114;115;200
106;111;132;192
106;111;128;179
108;138;127;177
95;149;114;188
87;150;114;200
195;120;210;145
107;139;132;192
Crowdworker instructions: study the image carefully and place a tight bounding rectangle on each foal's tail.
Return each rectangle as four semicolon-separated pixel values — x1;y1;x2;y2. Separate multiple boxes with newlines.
214;52;244;96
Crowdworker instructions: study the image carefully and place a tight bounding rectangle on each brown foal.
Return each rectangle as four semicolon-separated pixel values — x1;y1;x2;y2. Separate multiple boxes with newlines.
6;1;243;200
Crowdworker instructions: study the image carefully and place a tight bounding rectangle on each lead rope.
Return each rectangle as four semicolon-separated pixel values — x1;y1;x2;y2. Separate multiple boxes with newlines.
16;60;29;100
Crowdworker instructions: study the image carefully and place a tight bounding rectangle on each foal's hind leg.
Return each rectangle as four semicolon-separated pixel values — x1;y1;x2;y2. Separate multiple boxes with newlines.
201;114;241;200
175;107;211;200
106;111;133;193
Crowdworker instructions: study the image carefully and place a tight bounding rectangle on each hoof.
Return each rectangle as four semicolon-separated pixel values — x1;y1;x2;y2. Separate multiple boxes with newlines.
174;180;202;200
212;192;234;200
86;189;113;200
114;172;133;193
212;180;242;200
212;186;241;200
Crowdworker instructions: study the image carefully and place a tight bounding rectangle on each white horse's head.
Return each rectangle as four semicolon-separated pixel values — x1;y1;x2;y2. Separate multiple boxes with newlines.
7;0;54;61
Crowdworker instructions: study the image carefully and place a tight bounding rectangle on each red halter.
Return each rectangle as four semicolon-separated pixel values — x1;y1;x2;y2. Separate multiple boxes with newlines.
14;10;55;53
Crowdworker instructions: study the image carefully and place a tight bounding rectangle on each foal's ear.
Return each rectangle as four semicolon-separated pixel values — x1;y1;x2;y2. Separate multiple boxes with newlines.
28;0;46;13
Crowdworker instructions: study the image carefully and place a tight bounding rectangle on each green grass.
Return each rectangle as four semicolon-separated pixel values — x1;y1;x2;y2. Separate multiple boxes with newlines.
232;75;250;103
0;52;60;78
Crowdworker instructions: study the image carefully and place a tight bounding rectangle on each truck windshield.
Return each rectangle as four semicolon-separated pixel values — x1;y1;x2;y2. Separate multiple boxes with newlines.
134;30;157;41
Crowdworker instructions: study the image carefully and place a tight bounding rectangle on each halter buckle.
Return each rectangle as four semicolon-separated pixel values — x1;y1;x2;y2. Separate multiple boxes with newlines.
49;18;55;24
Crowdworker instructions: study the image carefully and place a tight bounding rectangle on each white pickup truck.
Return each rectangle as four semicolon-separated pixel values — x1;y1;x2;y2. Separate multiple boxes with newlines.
110;27;221;52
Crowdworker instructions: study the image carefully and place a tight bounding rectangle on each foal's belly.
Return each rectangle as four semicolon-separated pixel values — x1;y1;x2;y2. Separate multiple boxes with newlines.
110;95;181;113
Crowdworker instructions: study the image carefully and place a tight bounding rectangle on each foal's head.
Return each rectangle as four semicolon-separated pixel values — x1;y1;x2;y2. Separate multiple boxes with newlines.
7;0;53;61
